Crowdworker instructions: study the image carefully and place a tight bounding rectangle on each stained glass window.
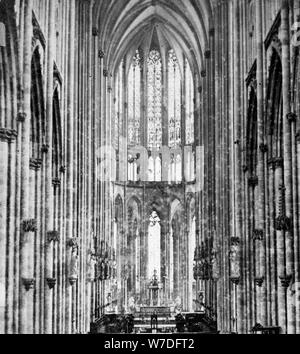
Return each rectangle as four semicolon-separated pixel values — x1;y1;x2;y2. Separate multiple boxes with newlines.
168;50;181;148
147;50;162;150
148;156;155;182
185;58;194;145
175;154;182;183
128;51;141;146
115;60;124;148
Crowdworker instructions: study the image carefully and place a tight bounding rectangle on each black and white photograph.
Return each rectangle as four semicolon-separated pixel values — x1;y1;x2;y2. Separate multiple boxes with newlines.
0;0;300;340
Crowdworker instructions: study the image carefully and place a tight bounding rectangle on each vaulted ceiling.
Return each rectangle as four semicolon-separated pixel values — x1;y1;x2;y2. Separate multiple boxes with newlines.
92;0;215;77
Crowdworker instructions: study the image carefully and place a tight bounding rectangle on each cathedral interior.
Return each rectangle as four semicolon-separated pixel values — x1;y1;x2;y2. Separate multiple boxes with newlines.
1;0;300;334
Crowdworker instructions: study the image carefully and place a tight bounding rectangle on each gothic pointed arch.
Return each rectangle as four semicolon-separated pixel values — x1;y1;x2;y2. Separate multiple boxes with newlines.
93;0;214;78
30;47;46;159
52;85;63;178
266;49;283;157
246;85;258;174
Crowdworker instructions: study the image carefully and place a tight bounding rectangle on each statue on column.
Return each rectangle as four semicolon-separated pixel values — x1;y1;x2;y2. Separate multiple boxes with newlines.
128;296;136;314
229;238;240;279
87;252;97;281
198;292;206;312
211;247;220;280
174;296;183;314
69;245;79;279
101;260;106;280
106;293;115;313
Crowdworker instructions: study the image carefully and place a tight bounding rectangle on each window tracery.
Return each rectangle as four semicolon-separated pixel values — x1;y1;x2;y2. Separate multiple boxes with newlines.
115;60;124;149
185;58;194;145
168;50;181;148
147;49;162;150
128;51;141;146
115;45;196;185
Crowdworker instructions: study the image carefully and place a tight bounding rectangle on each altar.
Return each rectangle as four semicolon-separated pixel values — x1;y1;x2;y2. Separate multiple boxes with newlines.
140;306;171;317
148;270;163;307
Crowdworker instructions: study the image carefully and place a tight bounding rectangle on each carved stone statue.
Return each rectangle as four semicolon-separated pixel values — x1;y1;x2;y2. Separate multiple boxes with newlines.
211;248;220;280
70;246;79;278
87;253;97;281
128;296;136;314
229;241;240;278
174;296;183;314
101;260;106;280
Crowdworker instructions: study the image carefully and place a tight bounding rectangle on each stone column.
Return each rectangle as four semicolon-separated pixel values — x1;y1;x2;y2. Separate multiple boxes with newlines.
232;0;243;334
19;0;33;334
5;129;17;334
274;157;287;332
44;0;56;334
293;2;300;336
255;0;267;326
269;158;278;326
181;59;187;181
0;130;10;333
160;219;169;303
296;132;300;333
65;0;76;334
281;0;295;334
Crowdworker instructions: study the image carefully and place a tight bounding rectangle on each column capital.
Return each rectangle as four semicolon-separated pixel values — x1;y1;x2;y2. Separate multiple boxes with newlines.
0;128;18;143
42;144;50;154
259;144;268;153
254;277;264;287
29;158;42;171
22;219;38;233
279;275;292;288
98;50;105;59
253;229;264;241
60;165;66;174
46;278;57;289
17;112;26;122
92;27;99;36
275;215;292;232
248;176;258;187
69;276;78;286
204;49;211;59
230;237;240;246
67;237;79;248
47;230;60;243
268;157;284;170
22;278;35;291
52;178;61;188
230;277;240;285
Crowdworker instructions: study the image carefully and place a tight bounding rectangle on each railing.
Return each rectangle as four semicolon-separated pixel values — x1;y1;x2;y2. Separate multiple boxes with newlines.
252;323;281;335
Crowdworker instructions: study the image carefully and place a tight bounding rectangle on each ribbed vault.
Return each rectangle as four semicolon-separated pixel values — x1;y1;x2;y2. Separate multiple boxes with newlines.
93;0;214;76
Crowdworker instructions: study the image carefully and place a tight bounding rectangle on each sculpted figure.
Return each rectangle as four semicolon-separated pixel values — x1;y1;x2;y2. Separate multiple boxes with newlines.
70;246;79;278
87;253;97;280
229;243;239;277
